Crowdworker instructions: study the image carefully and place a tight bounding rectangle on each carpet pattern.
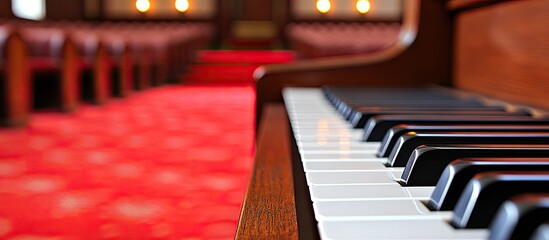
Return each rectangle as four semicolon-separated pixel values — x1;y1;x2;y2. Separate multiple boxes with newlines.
0;84;255;239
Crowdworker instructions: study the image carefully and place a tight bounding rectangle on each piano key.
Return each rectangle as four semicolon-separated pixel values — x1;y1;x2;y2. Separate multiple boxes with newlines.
318;219;488;240
295;134;365;143
303;161;388;171
531;222;549;240
388;132;549;167
313;199;450;221
488;194;549;240
429;159;549;211
284;87;549;239
300;152;378;160
363;115;549;142
378;124;549;158
451;172;549;229
297;142;381;150
351;109;526;128
305;170;402;185
312;161;549;222
297;145;379;153
340;102;482;119
309;184;435;201
348;106;511;123
401;145;549;186
340;101;489;120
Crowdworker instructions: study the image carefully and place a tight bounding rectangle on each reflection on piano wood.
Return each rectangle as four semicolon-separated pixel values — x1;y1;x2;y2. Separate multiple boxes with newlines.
236;0;549;239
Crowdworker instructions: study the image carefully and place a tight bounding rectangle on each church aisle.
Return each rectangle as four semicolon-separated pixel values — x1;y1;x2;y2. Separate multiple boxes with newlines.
0;84;255;239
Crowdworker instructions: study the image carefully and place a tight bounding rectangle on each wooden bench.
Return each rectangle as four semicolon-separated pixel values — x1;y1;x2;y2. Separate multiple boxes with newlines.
286;22;401;59
20;26;79;112
58;25;111;104
0;25;30;127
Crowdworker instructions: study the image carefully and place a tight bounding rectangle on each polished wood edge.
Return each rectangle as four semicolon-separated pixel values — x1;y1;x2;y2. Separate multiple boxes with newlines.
236;104;298;240
253;0;419;78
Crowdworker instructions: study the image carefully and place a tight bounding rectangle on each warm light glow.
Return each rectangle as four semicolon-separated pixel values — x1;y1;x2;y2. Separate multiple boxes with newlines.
316;0;331;14
12;0;46;20
175;0;190;12
356;0;371;14
136;0;151;13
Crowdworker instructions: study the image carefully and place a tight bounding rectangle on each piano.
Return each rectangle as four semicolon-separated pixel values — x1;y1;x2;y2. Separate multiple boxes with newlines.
237;0;549;239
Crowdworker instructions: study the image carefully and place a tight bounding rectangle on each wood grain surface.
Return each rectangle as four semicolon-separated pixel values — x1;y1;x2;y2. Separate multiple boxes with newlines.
454;0;549;110
236;104;298;239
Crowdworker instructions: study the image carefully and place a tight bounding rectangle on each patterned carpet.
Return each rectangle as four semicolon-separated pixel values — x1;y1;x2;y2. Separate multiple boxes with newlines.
0;84;256;239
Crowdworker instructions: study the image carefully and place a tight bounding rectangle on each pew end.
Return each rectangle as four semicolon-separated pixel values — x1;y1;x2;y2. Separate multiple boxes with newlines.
0;26;31;127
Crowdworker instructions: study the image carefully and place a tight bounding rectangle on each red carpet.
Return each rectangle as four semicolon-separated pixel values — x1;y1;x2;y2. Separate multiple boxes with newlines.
0;84;255;239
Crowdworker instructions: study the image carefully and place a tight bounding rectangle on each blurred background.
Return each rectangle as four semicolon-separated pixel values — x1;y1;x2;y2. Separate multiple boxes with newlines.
0;0;403;239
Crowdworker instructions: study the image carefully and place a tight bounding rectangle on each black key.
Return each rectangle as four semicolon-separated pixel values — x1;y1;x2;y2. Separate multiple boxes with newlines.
378;125;549;158
338;102;487;120
387;132;549;167
451;172;549;229
363;115;549;142
338;99;486;117
401;145;549;186
427;158;549;210
348;106;510;123
350;109;522;128
488;194;549;240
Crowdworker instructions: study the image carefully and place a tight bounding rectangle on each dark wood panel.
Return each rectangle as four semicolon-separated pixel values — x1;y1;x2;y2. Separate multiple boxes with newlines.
254;0;452;124
236;104;298;239
454;0;549;110
0;0;14;18
242;0;272;20
46;0;85;20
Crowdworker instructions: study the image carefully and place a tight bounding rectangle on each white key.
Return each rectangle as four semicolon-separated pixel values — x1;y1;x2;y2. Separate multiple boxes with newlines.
313;199;451;221
303;161;387;171
305;170;403;185
318;219;488;240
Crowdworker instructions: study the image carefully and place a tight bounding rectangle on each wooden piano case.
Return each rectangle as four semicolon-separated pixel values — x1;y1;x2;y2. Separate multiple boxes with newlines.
237;0;549;239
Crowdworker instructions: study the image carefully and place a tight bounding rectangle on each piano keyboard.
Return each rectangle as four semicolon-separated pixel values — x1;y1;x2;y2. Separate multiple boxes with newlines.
282;87;549;240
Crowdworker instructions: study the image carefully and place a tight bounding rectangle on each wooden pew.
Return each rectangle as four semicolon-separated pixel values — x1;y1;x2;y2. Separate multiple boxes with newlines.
0;25;30;127
96;29;134;97
286;22;401;59
20;26;79;112
58;25;111;104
